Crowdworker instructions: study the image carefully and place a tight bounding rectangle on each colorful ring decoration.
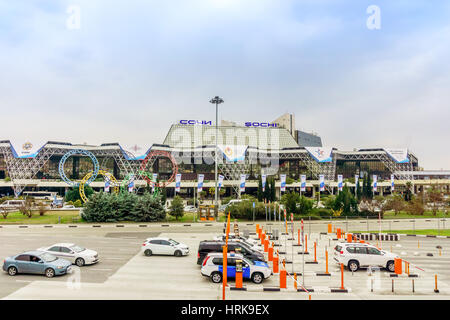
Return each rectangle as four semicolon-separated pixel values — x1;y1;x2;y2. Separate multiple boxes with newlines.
79;170;119;203
59;149;99;186
139;150;178;188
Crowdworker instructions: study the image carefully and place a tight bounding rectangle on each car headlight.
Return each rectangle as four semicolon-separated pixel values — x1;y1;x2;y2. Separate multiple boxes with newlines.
57;266;64;269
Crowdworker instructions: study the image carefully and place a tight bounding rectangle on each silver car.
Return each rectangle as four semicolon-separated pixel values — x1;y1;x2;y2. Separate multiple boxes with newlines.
38;243;99;267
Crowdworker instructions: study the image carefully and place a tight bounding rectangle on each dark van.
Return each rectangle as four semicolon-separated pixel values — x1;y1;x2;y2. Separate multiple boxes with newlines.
197;240;265;265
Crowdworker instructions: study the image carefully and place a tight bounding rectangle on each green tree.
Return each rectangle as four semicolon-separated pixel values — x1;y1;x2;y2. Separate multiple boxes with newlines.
356;178;362;201
65;185;94;202
169;195;185;221
270;178;276;202
384;194;405;215
333;184;358;216
281;191;299;214
297;196;314;215
257;176;263;202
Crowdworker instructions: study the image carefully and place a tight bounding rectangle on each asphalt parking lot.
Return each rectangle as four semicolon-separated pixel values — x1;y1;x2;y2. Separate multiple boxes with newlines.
0;222;450;300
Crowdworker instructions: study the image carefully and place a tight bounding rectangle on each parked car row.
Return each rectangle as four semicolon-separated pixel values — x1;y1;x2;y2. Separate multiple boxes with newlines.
197;232;272;284
2;243;99;278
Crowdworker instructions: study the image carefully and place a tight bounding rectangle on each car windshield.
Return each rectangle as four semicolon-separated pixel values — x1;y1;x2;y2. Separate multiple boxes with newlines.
40;253;57;262
243;258;255;266
169;239;179;245
70;245;85;253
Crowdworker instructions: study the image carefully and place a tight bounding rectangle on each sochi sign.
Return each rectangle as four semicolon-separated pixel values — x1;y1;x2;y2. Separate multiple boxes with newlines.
179;120;212;125
244;122;278;128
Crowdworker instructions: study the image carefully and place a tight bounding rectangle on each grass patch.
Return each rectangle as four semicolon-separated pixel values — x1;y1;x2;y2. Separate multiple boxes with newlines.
0;210;81;224
382;211;448;219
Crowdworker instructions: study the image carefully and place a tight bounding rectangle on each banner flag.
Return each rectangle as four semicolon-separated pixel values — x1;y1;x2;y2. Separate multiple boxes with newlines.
128;175;135;193
152;173;158;192
262;174;267;192
300;175;306;192
218;174;224;190
319;174;325;192
104;178;110;192
305;147;333;163
218;145;248;162
240;174;246;192
280;174;286;192
338;174;343;192
355;174;359;186
175;173;181;193
384;148;409;163
373;175;378;192
197;174;204;192
391;174;395;191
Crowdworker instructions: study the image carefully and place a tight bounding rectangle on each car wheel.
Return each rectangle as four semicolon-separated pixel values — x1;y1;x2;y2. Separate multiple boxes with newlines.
45;268;55;278
75;258;85;267
7;266;17;276
210;272;223;283
386;260;395;272
144;249;152;256
174;250;182;257
251;272;264;284
348;260;359;272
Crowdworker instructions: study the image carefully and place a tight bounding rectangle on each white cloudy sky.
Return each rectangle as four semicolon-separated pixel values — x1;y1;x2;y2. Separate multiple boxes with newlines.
0;0;449;169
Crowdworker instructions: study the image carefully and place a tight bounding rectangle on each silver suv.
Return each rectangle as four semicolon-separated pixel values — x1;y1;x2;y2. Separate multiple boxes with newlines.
334;242;398;272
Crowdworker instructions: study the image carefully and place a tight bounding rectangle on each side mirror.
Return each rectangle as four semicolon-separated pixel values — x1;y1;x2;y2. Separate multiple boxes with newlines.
39;261;44;264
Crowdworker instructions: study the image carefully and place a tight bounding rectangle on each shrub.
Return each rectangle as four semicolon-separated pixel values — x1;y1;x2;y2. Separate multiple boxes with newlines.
81;192;166;223
1;208;9;219
19;198;34;218
4;177;11;182
311;208;332;217
74;199;83;208
37;202;47;216
169;195;185;221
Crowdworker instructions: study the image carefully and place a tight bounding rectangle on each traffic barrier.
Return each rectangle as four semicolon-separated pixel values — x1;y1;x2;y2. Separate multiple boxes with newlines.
298;229;301;245
264;239;269;252
304;234;308;254
314;242;317;263
280;269;287;289
337;228;341;239
294;273;297;290
340;263;344;290
328;224;332;233
236;271;243;289
434;275;439;293
273;256;279;274
268;246;274;261
394;258;402;275
347;233;352;242
325;249;329;274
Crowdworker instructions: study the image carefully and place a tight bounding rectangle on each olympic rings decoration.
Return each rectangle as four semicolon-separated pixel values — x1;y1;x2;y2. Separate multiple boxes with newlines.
59;149;99;186
79;170;119;203
139;150;178;188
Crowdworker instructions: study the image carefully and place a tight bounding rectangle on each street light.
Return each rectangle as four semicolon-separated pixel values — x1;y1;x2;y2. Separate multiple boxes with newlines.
210;96;224;221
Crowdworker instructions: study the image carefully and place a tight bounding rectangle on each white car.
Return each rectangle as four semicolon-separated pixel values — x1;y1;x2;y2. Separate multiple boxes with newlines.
201;252;272;284
334;242;398;272
184;205;197;212
213;234;262;252
37;243;99;267
142;237;189;257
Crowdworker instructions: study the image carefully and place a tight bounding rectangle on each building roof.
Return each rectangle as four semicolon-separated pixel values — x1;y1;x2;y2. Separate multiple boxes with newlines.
162;124;300;150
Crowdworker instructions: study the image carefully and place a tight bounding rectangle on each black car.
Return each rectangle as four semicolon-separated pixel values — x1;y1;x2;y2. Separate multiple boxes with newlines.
197;240;266;265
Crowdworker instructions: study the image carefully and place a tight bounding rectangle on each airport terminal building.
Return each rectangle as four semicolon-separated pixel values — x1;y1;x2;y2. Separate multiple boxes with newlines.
0;113;447;198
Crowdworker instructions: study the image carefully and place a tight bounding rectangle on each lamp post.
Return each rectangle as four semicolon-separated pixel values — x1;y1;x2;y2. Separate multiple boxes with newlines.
210;96;224;221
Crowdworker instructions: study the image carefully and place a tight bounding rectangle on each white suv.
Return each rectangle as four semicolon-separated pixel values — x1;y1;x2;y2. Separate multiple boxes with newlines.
334;242;398;272
201;252;272;284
